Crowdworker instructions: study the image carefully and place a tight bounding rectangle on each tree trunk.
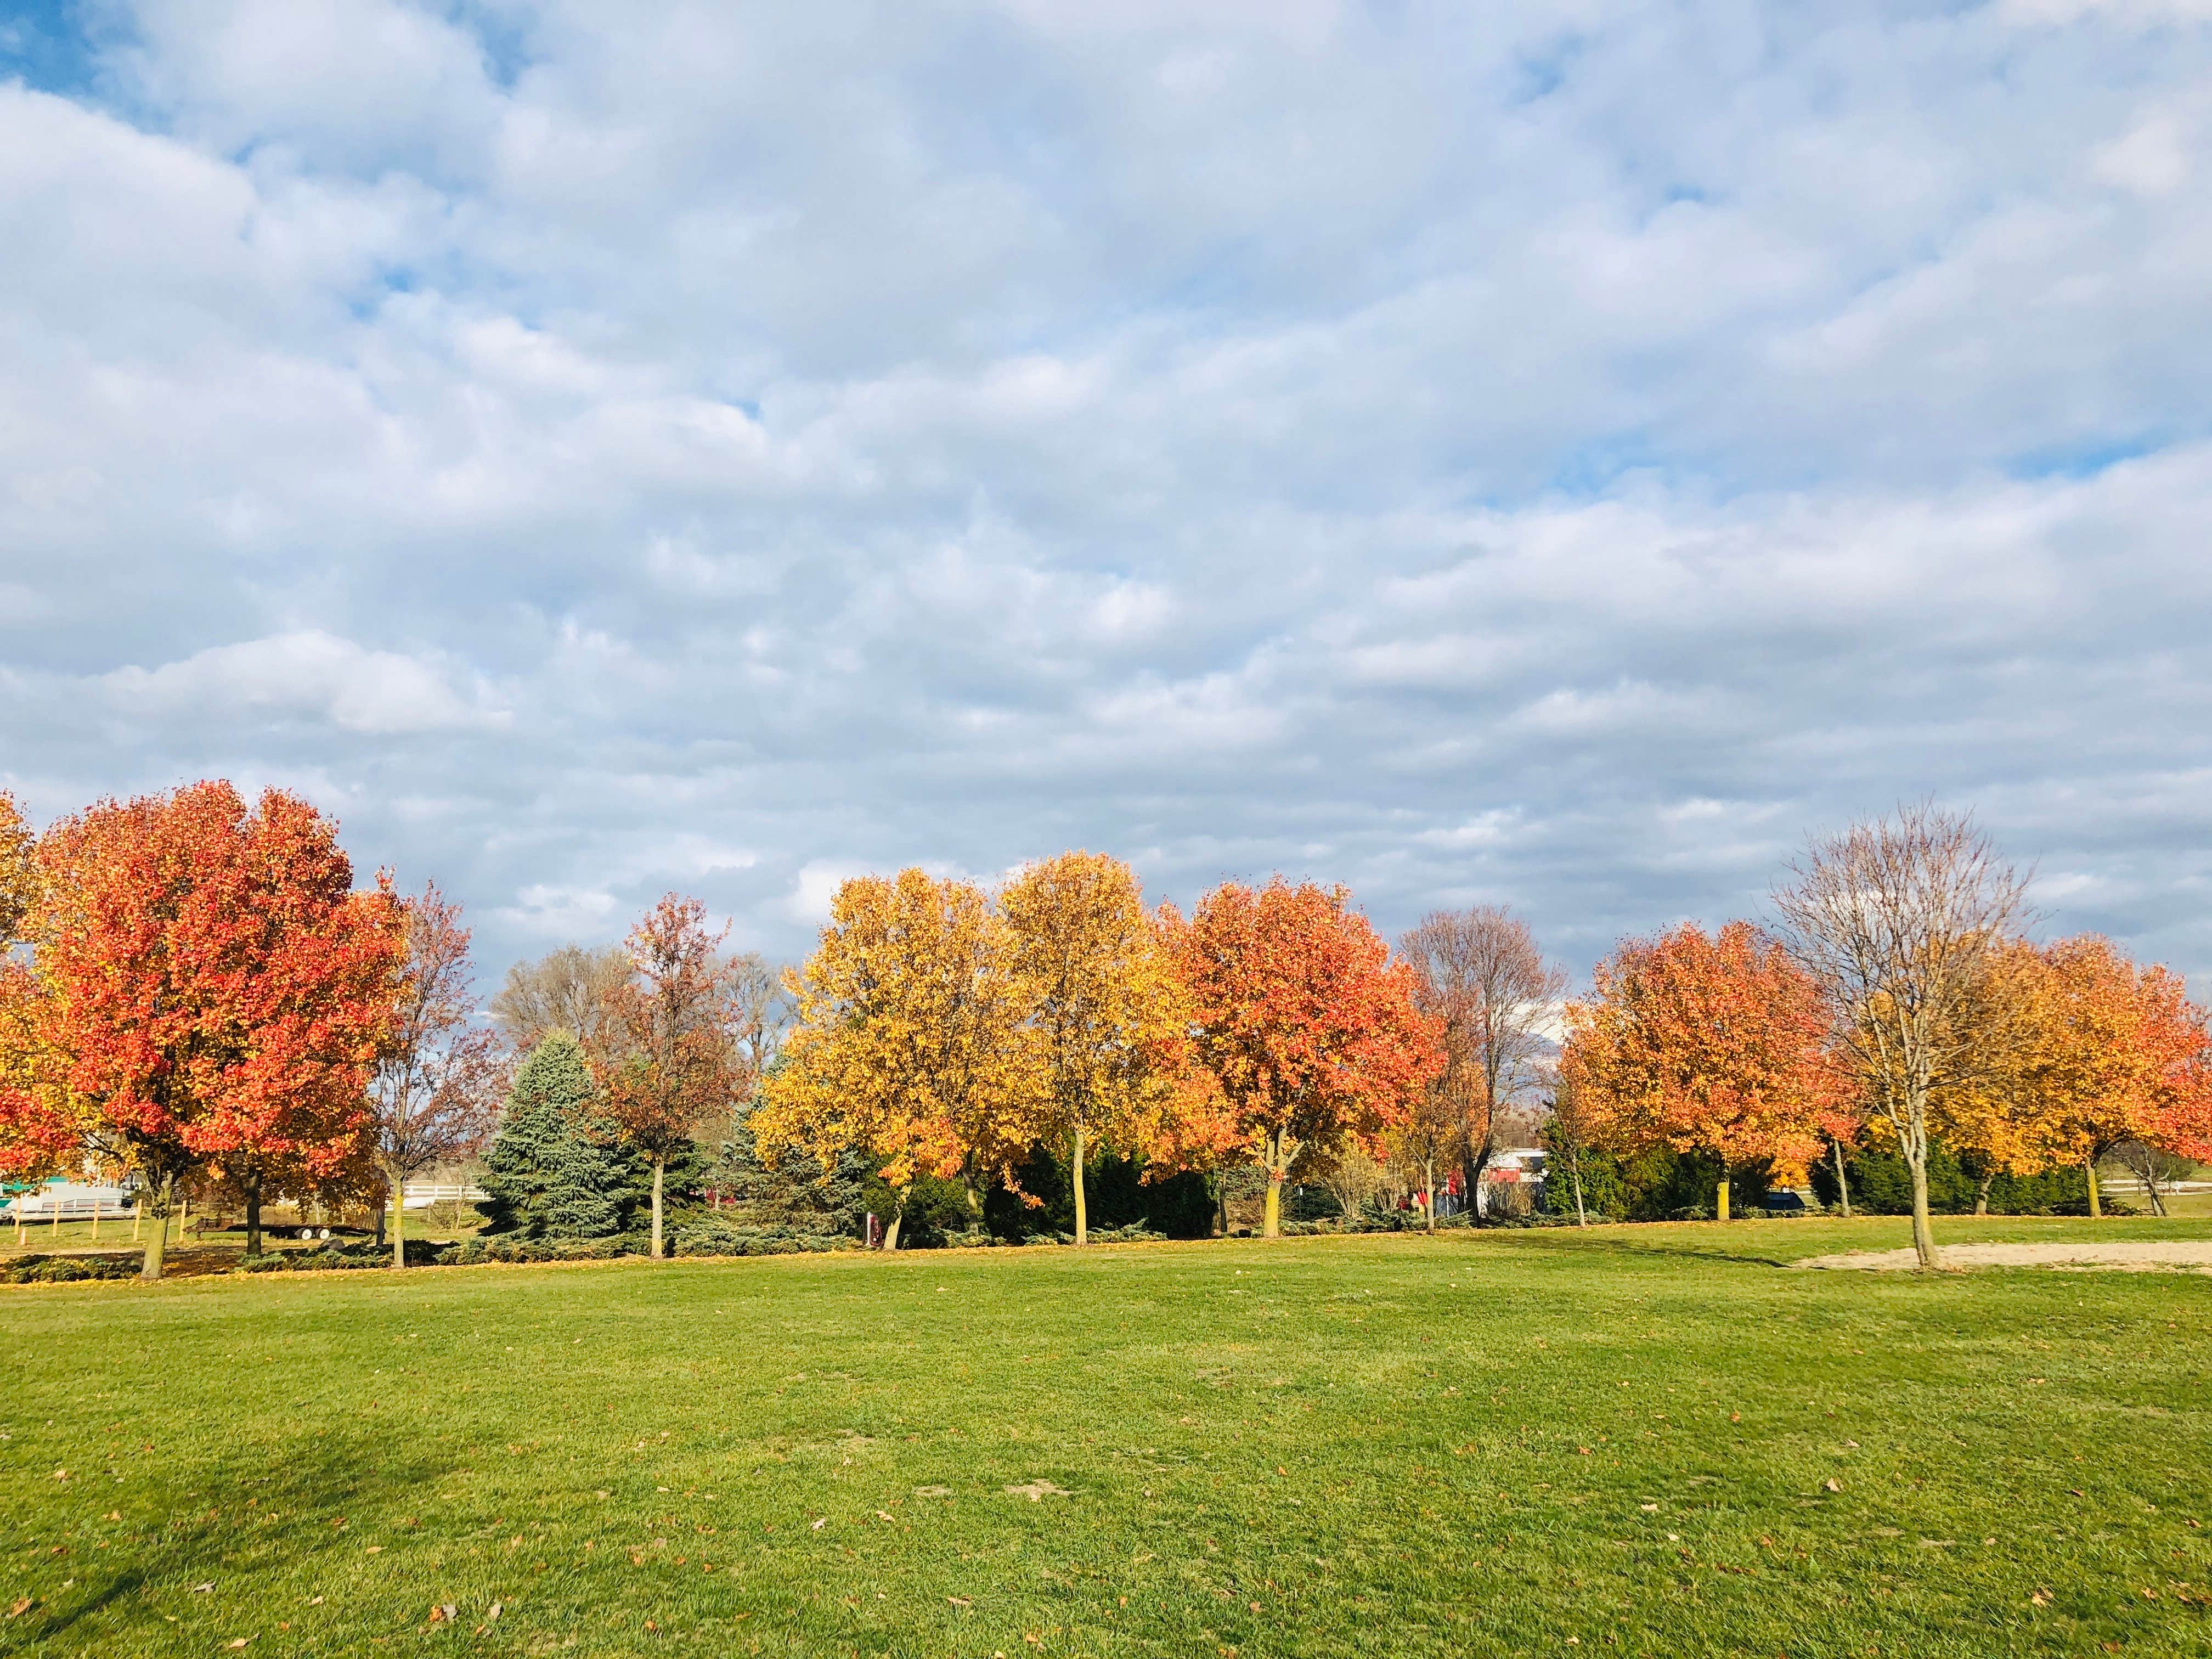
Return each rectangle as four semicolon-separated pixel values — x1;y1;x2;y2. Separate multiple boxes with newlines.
139;1175;173;1282
1716;1160;1730;1223
1831;1139;1852;1218
1073;1124;1088;1247
246;1175;264;1259
1908;1151;1937;1271
1262;1131;1284;1239
390;1172;407;1269
650;1155;665;1259
2085;1158;2102;1220
1571;1152;1587;1227
1974;1172;1993;1217
1423;1156;1436;1234
883;1190;907;1252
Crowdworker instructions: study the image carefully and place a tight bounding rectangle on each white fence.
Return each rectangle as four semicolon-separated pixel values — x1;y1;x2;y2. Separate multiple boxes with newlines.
398;1184;489;1210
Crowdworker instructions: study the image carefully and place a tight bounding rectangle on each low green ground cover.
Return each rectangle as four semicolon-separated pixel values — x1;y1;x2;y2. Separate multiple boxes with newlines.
3;1218;2209;1657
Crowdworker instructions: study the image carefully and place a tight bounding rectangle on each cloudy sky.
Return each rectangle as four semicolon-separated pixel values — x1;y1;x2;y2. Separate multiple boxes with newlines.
3;0;2209;990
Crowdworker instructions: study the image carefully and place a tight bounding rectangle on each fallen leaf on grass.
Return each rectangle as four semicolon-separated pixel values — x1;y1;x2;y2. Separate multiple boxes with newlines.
2068;1489;2084;1498
193;1583;215;1593
224;1640;251;1649
948;1597;972;1607
2030;1590;2051;1606
308;1597;324;1606
487;1602;501;1621
7;1599;34;1619
1005;1481;1071;1502
1822;1480;1842;1493
809;1518;826;1531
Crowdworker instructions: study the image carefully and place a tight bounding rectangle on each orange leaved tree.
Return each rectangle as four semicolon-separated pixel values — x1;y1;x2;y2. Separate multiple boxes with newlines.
590;894;752;1259
1159;878;1441;1239
1990;935;2212;1216
1563;921;1848;1220
24;782;400;1279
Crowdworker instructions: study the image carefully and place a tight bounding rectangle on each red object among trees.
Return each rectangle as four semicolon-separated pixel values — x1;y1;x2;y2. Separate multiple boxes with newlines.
1159;878;1442;1238
16;782;401;1279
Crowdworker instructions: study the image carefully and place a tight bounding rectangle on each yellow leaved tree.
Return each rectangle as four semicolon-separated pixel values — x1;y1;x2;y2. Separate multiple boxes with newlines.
752;868;1045;1248
1000;851;1193;1245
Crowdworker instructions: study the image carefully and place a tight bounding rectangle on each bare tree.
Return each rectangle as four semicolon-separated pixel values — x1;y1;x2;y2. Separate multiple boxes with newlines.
2110;1141;2187;1217
1316;1146;1386;1229
490;943;631;1052
1542;1066;1596;1227
370;885;505;1267
1770;804;2030;1270
1399;907;1567;1204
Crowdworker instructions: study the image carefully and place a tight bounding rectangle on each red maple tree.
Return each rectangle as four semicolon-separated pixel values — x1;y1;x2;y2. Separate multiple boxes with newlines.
23;782;400;1278
590;894;751;1258
1158;878;1442;1238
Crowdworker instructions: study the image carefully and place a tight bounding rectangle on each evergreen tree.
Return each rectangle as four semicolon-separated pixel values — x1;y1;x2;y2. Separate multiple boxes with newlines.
480;1032;642;1239
703;1094;870;1237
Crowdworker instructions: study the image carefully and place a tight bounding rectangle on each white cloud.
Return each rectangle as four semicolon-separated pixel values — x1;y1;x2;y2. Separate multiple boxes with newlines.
101;631;509;735
2;0;2210;994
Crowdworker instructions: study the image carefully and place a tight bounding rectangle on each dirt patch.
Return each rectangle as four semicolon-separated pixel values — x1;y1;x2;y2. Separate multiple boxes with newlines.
1798;1240;2212;1273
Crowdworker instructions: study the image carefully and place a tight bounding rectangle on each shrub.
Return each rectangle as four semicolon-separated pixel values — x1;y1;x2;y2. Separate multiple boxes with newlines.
1;1253;140;1284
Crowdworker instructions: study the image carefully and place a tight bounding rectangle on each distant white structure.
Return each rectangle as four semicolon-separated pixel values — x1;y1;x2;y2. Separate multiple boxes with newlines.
3;1179;133;1220
1477;1148;1547;1216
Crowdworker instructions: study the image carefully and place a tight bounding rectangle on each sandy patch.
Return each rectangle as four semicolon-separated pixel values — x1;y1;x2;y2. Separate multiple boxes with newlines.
1798;1240;2212;1273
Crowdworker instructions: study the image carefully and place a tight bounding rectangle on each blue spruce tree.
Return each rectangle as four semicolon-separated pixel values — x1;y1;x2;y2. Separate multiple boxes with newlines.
481;1031;641;1239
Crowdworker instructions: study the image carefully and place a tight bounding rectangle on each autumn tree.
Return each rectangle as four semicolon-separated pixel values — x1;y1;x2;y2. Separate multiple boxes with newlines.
366;884;504;1266
1770;804;2030;1268
754;870;1045;1249
21;783;400;1279
0;791;36;947
1564;921;1848;1221
1160;878;1441;1239
1541;1066;1598;1227
1984;935;2212;1217
490;944;631;1052
589;894;752;1259
1398;907;1565;1205
1001;851;1193;1246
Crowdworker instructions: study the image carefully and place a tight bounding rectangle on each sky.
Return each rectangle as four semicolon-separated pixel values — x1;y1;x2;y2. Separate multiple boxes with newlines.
2;0;2210;991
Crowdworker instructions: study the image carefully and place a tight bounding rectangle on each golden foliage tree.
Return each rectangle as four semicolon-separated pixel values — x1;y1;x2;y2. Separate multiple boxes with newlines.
1000;851;1193;1245
0;791;35;947
754;869;1046;1248
1971;935;2212;1216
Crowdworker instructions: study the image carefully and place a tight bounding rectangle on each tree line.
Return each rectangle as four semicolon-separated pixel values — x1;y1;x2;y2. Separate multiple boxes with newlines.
4;785;2207;1282
1556;804;2212;1267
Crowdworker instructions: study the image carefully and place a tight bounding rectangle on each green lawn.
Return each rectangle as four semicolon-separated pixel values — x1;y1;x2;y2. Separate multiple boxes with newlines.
4;1218;2210;1658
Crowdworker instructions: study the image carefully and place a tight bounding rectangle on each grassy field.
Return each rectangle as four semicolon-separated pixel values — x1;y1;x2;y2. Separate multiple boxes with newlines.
3;1217;2210;1658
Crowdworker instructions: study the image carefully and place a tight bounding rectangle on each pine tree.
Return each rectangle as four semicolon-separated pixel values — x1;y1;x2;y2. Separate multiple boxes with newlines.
480;1032;640;1239
705;1093;869;1237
